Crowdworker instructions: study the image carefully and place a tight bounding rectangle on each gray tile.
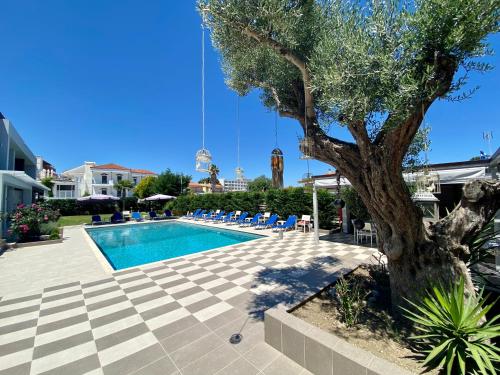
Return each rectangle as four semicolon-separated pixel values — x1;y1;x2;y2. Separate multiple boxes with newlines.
33;331;94;359
180;268;205;277
116;273;148;285
244;342;281;371
282;324;305;366
332;341;374;375
215;357;259;375
38;353;100;375
160;322;211;353
102;343;165;375
123;281;156;294
181;344;240;375
208;282;236;295
263;354;304;375
0;362;31;375
195;274;219;285
39;300;85;317
186;296;222;314
96;322;149;351
225;271;248;281
0;304;39;319
112;267;140;276
170;286;204;300
41;289;82;303
153;314;199;340
86;295;128;312
159;277;189;290
133;356;178;375
264;313;282;352
81;277;115;289
44;281;80;293
0;293;42;307
170;333;225;369
90;307;137;329
37;313;88;335
204;307;245;331
304;336;333;375
130;290;167;306
83;285;121;299
149;270;177;281
140;301;182;321
0;319;37;335
0;337;35;356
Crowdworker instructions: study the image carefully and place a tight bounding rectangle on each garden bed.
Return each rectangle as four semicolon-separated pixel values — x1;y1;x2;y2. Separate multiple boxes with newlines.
290;265;436;375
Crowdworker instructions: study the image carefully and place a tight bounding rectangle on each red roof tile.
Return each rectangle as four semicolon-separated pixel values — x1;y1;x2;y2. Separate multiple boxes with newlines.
91;163;156;175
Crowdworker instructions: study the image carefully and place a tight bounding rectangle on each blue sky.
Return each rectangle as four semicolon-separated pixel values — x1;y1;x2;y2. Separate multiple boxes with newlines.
1;1;498;186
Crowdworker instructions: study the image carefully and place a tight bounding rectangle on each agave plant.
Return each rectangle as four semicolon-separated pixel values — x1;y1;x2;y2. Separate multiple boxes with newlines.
402;278;500;375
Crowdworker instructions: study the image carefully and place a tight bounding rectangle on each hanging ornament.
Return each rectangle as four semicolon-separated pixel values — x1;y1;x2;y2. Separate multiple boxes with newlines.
299;105;314;159
195;22;212;173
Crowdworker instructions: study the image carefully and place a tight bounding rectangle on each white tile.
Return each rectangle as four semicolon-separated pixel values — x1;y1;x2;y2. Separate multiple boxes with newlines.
85;289;125;305
199;278;227;290
0;326;36;345
92;314;145;340
177;291;212;307
35;320;91;346
135;295;175;313
145;307;191;330
0;347;33;371
87;300;133;320
216;286;246;301
186;270;212;281
126;284;163;300
193;302;232;322
40;294;84;310
98;332;157;367
1;310;39;327
0;299;42;313
43;285;81;298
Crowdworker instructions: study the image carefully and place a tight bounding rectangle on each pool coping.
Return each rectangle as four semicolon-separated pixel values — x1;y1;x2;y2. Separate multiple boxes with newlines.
82;218;275;273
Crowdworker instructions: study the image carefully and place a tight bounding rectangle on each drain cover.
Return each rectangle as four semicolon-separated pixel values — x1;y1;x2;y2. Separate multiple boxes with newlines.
229;333;243;344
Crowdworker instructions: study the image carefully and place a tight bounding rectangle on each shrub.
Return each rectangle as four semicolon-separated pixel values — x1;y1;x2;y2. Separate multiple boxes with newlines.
402;278;500;375
40;222;59;235
335;276;367;327
49;228;60;240
9;202;60;242
169;188;337;229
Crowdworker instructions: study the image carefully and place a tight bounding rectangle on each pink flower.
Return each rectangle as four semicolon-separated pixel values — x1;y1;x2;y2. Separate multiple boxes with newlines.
19;224;30;233
44;215;49;221
17;203;25;209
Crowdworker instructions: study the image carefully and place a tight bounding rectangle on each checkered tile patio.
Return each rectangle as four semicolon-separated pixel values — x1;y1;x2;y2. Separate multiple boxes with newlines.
0;222;378;375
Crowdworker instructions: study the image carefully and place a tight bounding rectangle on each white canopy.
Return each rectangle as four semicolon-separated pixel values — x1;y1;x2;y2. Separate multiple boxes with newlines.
313;166;489;189
77;194;120;201
142;194;176;201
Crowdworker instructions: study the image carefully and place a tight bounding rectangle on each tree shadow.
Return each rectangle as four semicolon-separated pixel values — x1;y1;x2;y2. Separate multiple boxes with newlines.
245;255;353;321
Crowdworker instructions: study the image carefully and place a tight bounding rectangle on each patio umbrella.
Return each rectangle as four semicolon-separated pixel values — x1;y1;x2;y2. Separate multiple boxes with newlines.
77;194;120;202
144;194;176;201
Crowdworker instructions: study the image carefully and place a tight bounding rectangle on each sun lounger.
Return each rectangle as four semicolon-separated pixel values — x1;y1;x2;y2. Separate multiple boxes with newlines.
91;215;104;225
206;211;225;222
228;212;248;225
184;209;201;219
111;212;125;224
240;213;262;227
131;212;143;221
273;215;297;232
297;215;312;232
255;214;279;230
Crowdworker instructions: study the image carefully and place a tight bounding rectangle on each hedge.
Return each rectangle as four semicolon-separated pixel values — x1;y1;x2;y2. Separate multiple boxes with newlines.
167;188;339;229
42;197;144;215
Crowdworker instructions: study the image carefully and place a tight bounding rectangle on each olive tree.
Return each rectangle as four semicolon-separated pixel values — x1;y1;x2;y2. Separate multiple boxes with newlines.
199;0;500;307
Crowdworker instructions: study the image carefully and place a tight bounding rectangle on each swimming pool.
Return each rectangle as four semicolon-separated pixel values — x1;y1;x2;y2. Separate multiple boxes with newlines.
86;221;263;270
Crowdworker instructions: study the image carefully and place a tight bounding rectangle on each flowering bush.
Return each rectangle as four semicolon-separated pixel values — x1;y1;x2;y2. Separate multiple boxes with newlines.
9;203;60;242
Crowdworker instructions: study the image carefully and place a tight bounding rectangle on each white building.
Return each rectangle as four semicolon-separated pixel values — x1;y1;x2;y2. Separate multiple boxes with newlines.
219;178;249;192
52;162;156;199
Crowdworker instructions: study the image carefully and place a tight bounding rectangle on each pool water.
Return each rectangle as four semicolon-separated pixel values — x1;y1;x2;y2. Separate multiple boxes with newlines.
86;221;262;270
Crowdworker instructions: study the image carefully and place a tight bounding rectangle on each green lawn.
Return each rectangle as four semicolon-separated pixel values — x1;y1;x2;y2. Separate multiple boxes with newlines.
57;214;112;227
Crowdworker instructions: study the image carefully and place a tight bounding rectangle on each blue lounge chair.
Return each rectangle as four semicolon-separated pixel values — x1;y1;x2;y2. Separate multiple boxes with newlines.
198;210;213;221
184;209;201;219
273;215;297;232
206;211;225;222
131;212;143;221
91;215;104;225
221;212;235;223
149;211;159;220
240;213;262;227
193;210;207;220
111;212;125;224
229;212;248;225
255;214;279;230
164;210;172;217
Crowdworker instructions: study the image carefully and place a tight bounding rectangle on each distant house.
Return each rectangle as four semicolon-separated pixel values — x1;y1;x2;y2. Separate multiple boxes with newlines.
188;182;223;194
219;178;249;192
0;113;50;231
52;162;156;198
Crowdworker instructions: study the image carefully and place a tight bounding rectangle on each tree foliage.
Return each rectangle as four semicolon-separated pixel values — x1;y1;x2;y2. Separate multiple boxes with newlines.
40;177;55;197
248;175;273;192
134;176;157;199
154;169;191;196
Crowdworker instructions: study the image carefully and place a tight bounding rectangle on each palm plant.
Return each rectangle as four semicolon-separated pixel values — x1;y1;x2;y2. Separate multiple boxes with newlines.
209;164;220;193
114;180;134;211
402;278;500;375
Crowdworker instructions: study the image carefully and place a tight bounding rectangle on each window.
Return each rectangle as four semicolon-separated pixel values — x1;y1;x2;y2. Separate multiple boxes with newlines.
117;174;122;182
133;177;137;185
101;174;108;184
101;188;107;195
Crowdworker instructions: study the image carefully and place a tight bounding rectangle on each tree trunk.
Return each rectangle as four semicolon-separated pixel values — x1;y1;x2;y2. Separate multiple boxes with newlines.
311;136;500;310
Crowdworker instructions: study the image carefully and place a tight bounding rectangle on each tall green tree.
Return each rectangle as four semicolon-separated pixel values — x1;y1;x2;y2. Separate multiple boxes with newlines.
248;175;273;192
40;177;55;198
208;164;220;193
199;0;500;307
154;170;191;196
133;176;157;199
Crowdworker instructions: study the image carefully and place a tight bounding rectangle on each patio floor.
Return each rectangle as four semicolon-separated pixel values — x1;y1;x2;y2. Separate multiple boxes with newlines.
0;220;378;375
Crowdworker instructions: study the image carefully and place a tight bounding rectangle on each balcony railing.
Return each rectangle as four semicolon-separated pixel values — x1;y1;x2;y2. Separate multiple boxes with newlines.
52;191;76;199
